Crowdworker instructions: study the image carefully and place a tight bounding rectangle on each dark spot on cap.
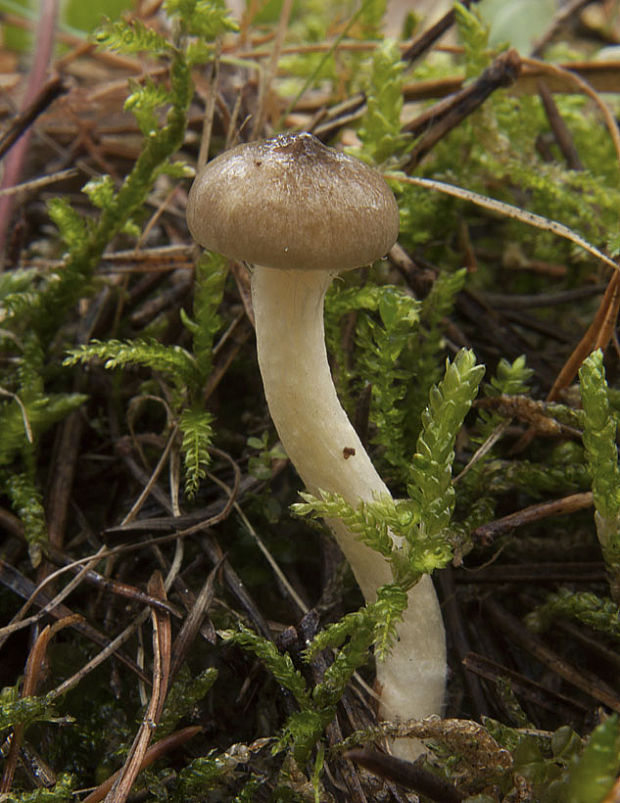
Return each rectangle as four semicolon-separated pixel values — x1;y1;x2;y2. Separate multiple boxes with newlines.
343;447;356;459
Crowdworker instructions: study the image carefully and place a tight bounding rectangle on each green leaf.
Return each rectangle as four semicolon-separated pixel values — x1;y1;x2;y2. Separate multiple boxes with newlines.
177;739;274;797
277;710;327;766
3;469;46;566
164;0;239;39
474;355;534;444
306;584;406;668
95;17;172;56
579;350;620;570
82;174;117;210
579;350;620;520
404;269;469;446
64;338;197;391
527;589;620;643
125;78;173;136
354;38;410;164
293;490;395;559
371;584;408;660
47;197;88;251
454;0;491;76
4;773;76;802
224;625;311;710
409;349;485;538
179;407;214;498
155;159;194;180
563;716;620;803
0;393;87;467
189;253;227;381
157;666;218;737
354;285;422;477
0;691;58;730
0;267;38;302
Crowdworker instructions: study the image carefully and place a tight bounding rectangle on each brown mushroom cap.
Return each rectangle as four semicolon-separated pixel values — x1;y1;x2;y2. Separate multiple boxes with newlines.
186;132;400;271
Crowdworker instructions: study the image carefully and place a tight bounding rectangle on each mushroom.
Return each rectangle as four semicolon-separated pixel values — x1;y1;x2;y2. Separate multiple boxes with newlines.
186;132;446;758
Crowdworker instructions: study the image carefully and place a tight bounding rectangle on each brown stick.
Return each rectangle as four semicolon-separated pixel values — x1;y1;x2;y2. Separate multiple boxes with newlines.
404;49;522;170
472;492;593;544
401;0;482;65
547;271;620;402
485;599;620;714
0;626;52;793
345;748;465;801
81;727;201;803
463;651;588;718
402;61;620;103
102;572;171;803
0;76;66;162
538;80;583;170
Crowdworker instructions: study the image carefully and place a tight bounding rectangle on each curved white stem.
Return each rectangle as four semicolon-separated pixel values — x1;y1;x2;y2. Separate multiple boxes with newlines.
251;265;446;758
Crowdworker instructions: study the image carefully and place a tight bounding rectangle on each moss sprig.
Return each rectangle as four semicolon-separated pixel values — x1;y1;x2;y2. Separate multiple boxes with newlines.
4;774;76;802
0;0;236;546
403;268;469;444
223;584;407;766
526;589;620;643
408;349;485;538
579;349;620;597
295;349;483;590
29;1;235;337
353;38;409;165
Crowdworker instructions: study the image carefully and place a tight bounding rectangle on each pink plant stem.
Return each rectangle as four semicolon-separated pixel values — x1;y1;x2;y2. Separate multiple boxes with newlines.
0;0;59;264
